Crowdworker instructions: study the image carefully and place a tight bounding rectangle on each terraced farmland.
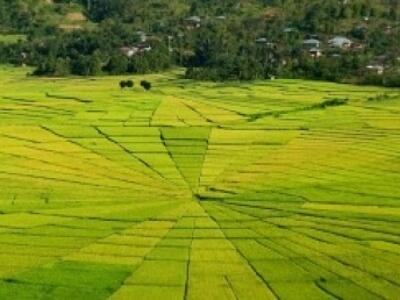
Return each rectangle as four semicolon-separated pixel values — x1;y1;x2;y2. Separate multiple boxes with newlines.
0;66;400;299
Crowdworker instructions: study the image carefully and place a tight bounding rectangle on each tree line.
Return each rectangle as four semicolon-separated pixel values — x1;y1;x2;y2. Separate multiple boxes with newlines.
0;0;399;86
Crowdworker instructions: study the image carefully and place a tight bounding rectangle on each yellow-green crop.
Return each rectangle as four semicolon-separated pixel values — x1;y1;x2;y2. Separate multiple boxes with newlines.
0;66;399;299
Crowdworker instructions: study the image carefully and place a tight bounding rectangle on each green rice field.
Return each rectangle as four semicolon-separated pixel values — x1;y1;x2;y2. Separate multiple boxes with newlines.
0;66;399;299
0;34;26;44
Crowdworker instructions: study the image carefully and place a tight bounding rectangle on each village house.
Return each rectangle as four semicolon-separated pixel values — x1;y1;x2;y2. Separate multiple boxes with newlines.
331;53;342;58
306;34;320;40
384;25;393;34
134;30;147;42
120;47;136;57
375;55;388;63
255;37;276;48
366;64;385;75
329;36;352;49
283;27;297;34
303;38;321;49
256;37;268;44
185;16;201;29
136;43;152;53
309;47;322;58
120;43;152;57
365;55;389;75
351;42;364;51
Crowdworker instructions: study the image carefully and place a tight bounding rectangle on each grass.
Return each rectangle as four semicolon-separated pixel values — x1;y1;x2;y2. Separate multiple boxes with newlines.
0;34;26;45
0;65;399;299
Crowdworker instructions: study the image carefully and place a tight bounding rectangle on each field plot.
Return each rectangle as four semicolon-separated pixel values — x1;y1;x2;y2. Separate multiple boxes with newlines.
0;34;26;45
0;67;399;299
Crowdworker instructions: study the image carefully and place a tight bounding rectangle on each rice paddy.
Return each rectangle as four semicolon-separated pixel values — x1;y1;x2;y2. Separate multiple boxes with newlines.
0;66;399;299
0;34;26;44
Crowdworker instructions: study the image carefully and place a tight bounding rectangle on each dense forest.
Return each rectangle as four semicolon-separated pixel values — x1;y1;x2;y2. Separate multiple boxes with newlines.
0;0;399;86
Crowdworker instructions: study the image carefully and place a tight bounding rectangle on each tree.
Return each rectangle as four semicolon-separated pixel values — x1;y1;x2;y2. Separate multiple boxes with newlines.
71;55;91;76
140;80;152;90
104;54;128;75
54;58;71;76
126;79;134;88
383;70;400;87
88;51;103;75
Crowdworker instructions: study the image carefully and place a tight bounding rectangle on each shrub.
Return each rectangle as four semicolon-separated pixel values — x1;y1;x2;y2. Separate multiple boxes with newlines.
383;72;400;87
119;80;127;89
140;80;152;91
368;93;390;101
312;98;348;109
126;79;134;88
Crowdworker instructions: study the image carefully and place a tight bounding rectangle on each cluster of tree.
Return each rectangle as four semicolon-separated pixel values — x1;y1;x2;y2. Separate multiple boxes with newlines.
0;0;399;86
119;79;152;90
119;79;134;89
0;0;35;31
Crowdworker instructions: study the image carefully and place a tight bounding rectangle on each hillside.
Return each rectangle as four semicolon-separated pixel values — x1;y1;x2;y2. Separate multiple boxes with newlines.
0;0;399;85
0;0;88;31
